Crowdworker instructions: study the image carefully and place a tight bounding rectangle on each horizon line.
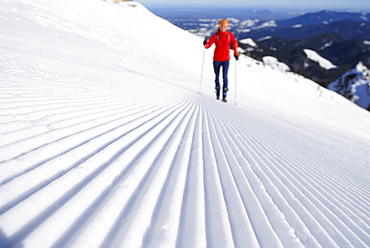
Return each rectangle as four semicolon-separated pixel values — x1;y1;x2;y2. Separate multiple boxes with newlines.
142;3;370;11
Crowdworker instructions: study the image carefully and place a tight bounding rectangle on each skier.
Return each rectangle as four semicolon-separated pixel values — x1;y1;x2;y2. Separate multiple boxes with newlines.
203;19;239;102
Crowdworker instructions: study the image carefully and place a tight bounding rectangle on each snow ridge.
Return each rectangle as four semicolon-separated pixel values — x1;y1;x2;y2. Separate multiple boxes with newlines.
329;62;370;110
304;49;337;70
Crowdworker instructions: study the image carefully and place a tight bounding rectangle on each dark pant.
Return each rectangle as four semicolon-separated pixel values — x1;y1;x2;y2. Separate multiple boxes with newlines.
213;60;230;98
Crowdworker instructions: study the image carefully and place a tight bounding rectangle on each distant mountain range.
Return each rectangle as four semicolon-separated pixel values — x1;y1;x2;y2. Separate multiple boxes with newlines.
239;33;370;85
273;10;370;27
236;10;370;111
155;9;370;110
241;20;370;41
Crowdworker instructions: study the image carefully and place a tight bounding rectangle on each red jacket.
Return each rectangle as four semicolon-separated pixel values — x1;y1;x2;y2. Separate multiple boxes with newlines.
204;30;238;62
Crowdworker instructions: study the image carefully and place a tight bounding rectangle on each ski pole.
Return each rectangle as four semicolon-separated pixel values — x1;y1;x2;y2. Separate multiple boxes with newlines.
199;48;206;93
199;37;207;94
234;59;237;105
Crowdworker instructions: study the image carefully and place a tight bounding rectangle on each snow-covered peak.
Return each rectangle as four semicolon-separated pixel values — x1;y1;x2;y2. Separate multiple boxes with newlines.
292;24;303;28
239;38;257;47
344;62;370;81
239;19;259;27
254;20;277;29
304;49;337;70
329;62;370;109
355;61;370;73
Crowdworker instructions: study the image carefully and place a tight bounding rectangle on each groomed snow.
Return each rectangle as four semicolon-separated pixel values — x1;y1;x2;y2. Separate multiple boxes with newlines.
0;0;370;247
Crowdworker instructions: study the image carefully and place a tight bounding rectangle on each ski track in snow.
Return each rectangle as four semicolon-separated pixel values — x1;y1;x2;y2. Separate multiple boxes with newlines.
1;0;370;247
0;80;369;248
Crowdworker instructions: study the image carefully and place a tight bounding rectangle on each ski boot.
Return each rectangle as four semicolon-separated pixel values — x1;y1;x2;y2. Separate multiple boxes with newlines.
222;87;228;102
215;86;220;100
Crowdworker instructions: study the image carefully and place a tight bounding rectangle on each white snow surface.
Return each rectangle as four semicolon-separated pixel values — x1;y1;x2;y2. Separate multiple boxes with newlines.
239;38;257;47
262;56;291;73
304;49;337;70
1;0;370;247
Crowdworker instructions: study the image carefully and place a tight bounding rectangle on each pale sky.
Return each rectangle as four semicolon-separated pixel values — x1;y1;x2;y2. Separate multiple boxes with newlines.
139;0;370;9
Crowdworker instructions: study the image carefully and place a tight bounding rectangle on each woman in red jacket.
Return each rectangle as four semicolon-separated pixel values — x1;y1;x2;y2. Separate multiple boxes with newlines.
204;19;239;102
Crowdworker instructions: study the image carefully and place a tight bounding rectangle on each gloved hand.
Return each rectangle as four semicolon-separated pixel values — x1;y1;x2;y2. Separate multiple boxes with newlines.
203;38;208;46
234;54;239;60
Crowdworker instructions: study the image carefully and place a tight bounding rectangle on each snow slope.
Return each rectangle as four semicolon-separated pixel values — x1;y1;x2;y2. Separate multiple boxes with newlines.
1;0;370;247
